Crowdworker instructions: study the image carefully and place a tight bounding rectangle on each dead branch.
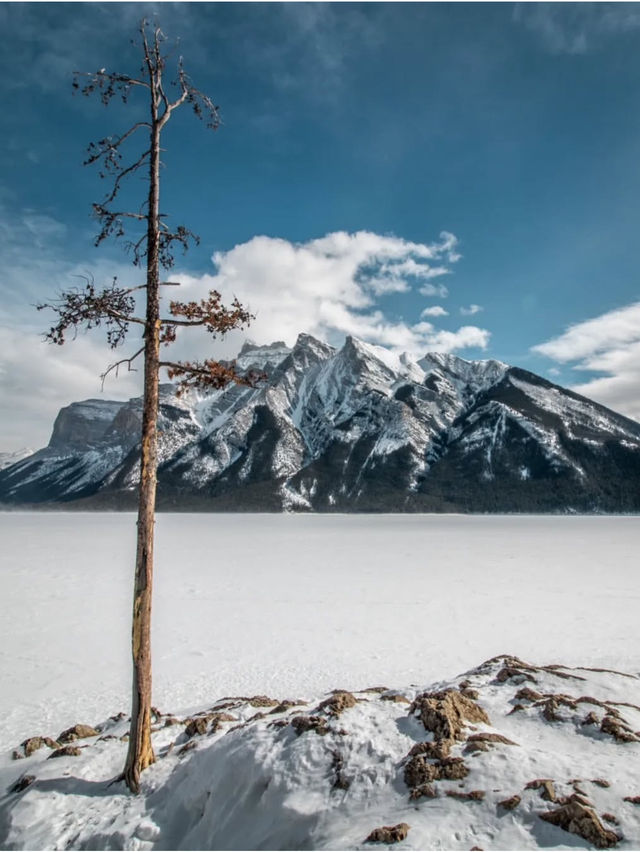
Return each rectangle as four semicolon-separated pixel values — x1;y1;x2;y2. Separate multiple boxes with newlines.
100;347;145;388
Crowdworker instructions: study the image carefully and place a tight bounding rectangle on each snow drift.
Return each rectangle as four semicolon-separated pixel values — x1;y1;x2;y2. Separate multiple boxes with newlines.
2;655;640;850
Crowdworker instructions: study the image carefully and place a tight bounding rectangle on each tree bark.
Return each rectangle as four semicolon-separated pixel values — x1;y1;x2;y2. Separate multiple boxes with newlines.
123;107;161;793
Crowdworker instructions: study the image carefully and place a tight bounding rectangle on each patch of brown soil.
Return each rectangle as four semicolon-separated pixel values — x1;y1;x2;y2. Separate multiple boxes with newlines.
539;796;619;849
365;823;410;844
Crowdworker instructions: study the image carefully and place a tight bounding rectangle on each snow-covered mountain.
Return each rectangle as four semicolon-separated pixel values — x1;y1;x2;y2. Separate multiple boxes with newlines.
2;333;640;512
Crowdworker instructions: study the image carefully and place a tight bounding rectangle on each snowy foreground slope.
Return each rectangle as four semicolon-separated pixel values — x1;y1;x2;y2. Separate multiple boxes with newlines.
2;335;640;511
2;655;640;851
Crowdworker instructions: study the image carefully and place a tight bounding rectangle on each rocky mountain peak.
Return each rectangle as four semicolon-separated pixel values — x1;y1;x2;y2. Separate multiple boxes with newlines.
2;334;639;512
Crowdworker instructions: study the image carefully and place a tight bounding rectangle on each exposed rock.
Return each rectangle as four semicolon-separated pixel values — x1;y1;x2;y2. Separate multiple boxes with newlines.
498;795;521;811
163;717;180;727
404;755;441;787
592;779;611;788
409;689;490;746
407;741;451;761
247;712;266;723
209;712;238;733
11;750;24;761
623;796;640;805
446;789;485;801
178;740;197;757
185;718;208;738
57;724;99;743
539;797;619;849
317;691;357;716
508;704;525;715
360;686;389;694
409;783;438;800
365;823;410;844
467;732;517;746
601;714;638;743
268;700;307;714
291;715;329;736
582;711;600;726
331;751;350;791
43;737;61;749
404;753;469;789
526;779;556;802
9;775;35;794
460;688;479;700
119;733;129;742
48;746;82;759
464;741;489;754
602;814;619;825
109;712;127;722
496;666;537;685
539;695;577;722
515;687;543;702
380;693;411;704
21;737;45;757
248;695;280;707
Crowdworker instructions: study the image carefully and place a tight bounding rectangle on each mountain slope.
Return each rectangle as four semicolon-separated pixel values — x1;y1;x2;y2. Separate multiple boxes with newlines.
1;334;639;512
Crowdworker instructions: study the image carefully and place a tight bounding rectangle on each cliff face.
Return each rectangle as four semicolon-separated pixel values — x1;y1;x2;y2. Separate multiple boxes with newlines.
2;335;640;512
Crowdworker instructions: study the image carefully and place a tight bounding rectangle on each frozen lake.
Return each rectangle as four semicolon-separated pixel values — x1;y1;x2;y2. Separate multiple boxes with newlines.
1;512;638;750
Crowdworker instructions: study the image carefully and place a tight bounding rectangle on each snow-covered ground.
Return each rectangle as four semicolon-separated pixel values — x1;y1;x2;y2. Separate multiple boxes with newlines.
1;512;638;752
2;513;640;851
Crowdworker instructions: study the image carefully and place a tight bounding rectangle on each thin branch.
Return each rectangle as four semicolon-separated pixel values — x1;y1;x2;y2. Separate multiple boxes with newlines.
100;347;144;389
103;149;151;204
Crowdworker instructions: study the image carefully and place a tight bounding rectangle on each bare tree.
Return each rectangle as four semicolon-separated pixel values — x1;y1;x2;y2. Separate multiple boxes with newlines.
38;21;258;793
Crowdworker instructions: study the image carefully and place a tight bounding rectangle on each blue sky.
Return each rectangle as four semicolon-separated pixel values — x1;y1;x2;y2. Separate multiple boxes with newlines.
2;2;640;449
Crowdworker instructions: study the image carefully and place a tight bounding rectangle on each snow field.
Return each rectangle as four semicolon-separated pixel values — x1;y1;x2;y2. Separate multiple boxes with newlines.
1;512;638;752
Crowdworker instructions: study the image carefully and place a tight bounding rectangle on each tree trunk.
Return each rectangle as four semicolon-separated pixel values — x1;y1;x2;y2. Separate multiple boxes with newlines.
123;114;162;794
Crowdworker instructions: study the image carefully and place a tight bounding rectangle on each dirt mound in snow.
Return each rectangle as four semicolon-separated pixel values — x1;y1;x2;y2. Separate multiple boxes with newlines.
2;654;640;850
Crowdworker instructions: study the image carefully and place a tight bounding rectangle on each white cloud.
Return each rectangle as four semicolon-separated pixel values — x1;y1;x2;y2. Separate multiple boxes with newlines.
0;326;141;451
174;230;488;361
0;222;491;450
421;306;449;318
419;281;450;298
514;3;640;54
532;302;640;421
460;304;483;316
532;302;640;362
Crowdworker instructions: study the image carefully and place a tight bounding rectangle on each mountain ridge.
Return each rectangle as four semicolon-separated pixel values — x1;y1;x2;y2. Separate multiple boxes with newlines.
2;333;639;512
